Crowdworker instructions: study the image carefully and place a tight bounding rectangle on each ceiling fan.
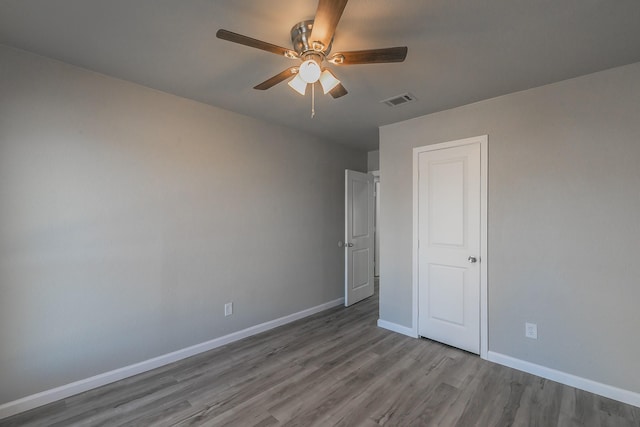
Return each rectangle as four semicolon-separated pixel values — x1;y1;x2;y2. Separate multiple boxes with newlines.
216;0;408;105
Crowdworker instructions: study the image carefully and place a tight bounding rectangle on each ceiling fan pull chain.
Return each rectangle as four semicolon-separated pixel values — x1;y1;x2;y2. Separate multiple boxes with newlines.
311;83;316;118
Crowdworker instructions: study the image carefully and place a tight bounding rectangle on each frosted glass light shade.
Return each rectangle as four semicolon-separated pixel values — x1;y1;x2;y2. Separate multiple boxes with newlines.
288;74;307;95
299;59;321;83
319;69;340;94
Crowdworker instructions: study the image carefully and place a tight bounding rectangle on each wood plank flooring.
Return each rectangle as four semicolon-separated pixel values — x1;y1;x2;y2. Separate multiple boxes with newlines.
2;286;639;426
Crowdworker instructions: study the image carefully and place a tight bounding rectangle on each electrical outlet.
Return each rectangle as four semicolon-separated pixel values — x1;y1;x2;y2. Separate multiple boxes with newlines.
525;322;537;339
224;302;233;317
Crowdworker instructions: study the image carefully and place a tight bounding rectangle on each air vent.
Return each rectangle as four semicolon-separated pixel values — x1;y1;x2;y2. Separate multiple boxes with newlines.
380;92;417;107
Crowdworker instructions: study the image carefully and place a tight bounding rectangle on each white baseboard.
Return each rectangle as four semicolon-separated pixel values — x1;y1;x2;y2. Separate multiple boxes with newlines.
377;319;418;338
488;351;640;408
0;297;344;420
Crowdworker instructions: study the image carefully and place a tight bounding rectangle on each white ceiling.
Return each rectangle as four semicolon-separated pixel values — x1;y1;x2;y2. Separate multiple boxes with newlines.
1;0;640;151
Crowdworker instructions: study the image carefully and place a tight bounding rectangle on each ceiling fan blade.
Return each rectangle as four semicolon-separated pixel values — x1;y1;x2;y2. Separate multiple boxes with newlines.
217;29;298;58
309;0;349;51
329;46;408;65
329;83;348;98
254;67;298;90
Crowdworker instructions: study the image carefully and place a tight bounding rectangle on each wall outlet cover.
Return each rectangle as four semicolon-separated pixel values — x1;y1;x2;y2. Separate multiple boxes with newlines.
525;322;537;339
225;302;233;317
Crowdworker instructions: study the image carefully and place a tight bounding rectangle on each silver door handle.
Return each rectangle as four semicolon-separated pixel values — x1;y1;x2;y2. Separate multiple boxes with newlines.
468;256;477;263
347;243;354;247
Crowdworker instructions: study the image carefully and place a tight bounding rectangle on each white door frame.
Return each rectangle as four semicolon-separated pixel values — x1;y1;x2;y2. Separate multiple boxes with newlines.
412;135;488;359
371;170;380;277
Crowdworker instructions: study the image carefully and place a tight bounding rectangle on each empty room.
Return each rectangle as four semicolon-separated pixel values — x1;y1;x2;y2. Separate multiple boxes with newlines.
1;1;640;426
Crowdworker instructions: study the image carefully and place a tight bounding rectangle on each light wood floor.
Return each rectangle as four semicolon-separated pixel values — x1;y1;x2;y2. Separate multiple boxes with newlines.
2;287;639;427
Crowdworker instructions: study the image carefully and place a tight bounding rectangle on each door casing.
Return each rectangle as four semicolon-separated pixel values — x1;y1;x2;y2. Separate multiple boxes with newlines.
412;135;488;359
371;170;380;278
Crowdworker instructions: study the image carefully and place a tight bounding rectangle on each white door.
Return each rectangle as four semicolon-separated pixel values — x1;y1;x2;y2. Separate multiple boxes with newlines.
417;141;482;354
345;170;374;306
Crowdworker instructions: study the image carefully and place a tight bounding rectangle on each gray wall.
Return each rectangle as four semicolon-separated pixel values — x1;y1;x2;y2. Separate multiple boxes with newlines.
367;150;380;172
0;45;366;404
379;62;640;393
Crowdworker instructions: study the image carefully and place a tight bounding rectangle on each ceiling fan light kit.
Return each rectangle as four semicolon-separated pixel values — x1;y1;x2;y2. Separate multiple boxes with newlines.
299;56;322;83
288;73;308;95
216;0;408;116
319;69;340;94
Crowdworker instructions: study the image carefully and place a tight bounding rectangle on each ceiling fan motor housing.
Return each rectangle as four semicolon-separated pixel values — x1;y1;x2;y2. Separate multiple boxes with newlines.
291;20;332;57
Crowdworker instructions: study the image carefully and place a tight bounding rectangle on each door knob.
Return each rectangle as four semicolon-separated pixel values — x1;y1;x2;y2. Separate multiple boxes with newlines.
468;256;477;263
347;243;354;247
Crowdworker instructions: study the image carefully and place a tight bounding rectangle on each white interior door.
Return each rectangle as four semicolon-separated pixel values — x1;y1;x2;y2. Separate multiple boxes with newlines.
417;141;481;354
345;170;374;307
